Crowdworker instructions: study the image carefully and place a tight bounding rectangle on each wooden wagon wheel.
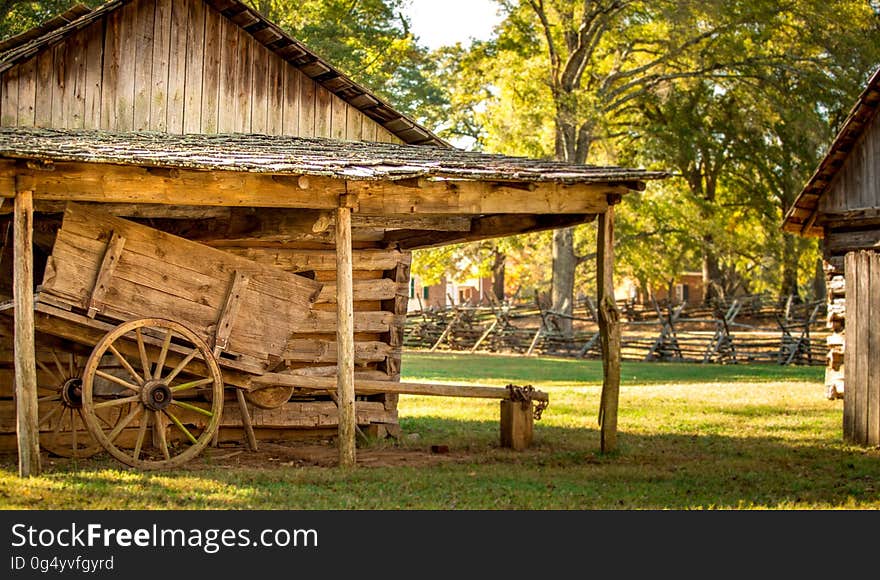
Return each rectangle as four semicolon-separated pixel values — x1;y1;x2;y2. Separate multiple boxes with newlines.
80;318;224;470
35;347;130;458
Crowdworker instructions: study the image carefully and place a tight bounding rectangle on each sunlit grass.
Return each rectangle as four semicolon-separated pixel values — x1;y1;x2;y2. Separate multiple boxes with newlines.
1;353;877;510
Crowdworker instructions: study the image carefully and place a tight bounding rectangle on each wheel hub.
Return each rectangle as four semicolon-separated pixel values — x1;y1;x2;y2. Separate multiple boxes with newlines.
60;377;83;408
141;380;172;411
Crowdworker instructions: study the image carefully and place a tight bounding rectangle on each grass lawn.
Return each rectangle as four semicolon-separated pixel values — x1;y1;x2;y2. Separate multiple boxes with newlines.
2;352;878;510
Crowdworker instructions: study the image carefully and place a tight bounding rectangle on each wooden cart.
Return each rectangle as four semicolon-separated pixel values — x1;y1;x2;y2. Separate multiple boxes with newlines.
2;203;323;469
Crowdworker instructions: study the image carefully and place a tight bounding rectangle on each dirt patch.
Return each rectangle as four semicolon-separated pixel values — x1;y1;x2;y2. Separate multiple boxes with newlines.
198;440;463;470
3;439;468;473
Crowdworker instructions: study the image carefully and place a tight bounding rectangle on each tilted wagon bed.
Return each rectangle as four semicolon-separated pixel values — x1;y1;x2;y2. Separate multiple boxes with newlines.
2;202;324;468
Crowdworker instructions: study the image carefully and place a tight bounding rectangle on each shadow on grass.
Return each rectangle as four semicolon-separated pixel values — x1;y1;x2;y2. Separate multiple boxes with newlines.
1;415;878;509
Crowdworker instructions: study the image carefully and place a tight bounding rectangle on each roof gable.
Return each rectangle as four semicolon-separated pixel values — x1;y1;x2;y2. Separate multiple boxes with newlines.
0;0;446;147
782;66;880;236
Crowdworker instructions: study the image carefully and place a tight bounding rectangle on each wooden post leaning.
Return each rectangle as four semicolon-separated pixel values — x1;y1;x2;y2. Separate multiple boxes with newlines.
597;201;621;454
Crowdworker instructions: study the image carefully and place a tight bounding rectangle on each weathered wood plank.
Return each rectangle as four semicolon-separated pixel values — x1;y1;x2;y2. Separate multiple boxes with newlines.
87;231;126;317
282;339;392;364
200;4;221;133
115;0;138;131
220;248;406;272
288;310;396;334
251;45;269;134
99;8;121;130
266;48;283;135
299;72;316;137
315;85;331;138
316;278;397;303
183;0;206;134
82;20;104;130
233;29;253;133
330;96;346;140
281;65;299;136
214;270;248;353
50;41;66;128
132;0;155;131
15;56;35;127
0;67;18;126
346;107;364;141
33;50;53;127
166;0;188;133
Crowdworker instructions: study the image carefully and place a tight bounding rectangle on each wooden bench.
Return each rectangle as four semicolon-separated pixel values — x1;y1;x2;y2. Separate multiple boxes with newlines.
251;373;549;450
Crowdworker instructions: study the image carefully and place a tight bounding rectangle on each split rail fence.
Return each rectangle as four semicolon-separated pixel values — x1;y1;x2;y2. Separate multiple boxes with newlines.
404;294;828;365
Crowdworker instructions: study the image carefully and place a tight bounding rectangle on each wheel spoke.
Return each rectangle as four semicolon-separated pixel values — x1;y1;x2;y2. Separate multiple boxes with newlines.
95;369;141;393
105;404;143;443
71;409;79;451
53;409;67;438
38;394;61;403
39;404;63;427
154;411;170;460
154;328;174;380
93;394;140;409
108;344;144;386
165;410;198;445
133;409;149;460
171;399;214;417
165;347;199;383
170;377;214;393
136;328;152;380
51;350;67;381
68;353;75;378
37;359;62;384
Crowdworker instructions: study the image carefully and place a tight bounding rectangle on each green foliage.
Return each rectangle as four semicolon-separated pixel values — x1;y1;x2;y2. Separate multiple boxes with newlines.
423;0;880;303
0;0;104;40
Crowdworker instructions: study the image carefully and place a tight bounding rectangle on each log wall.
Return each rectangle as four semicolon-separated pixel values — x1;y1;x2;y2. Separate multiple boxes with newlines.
0;0;400;142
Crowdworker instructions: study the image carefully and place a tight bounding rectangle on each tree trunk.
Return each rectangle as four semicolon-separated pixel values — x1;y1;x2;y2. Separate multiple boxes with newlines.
812;255;826;302
701;233;723;304
491;248;506;303
780;232;801;300
551;227;576;337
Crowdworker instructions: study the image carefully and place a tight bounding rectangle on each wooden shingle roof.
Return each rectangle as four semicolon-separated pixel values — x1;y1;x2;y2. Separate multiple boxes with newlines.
0;127;666;185
782;66;880;236
0;0;447;147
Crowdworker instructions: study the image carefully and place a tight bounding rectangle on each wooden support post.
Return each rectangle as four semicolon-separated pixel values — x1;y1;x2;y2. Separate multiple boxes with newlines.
596;204;620;454
500;399;533;450
14;189;40;476
336;196;356;468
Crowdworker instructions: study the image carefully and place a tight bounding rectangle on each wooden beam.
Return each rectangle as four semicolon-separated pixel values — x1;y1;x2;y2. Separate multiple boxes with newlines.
13;189;40;476
596;204;620;454
1;160;626;215
335;201;356;468
390;213;597;250
250;374;550;402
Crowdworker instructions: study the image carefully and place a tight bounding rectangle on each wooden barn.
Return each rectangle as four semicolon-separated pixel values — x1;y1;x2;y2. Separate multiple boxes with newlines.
782;65;880;447
0;0;666;474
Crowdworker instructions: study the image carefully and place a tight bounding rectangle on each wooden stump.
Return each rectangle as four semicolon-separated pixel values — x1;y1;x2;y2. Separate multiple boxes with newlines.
500;399;533;451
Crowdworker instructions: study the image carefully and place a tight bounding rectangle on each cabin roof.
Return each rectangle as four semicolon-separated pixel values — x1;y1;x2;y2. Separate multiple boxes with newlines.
0;0;447;147
0;126;667;185
782;66;880;237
